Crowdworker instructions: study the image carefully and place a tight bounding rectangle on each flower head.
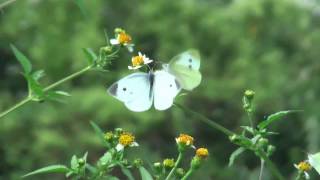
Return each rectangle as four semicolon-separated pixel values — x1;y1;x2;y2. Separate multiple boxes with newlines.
116;132;139;151
128;52;153;70
176;133;194;146
110;28;134;52
294;161;312;179
196;148;209;159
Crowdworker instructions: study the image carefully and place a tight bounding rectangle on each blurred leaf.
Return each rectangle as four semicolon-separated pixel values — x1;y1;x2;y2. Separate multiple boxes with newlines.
120;166;134;180
90;121;109;147
82;48;97;65
70;155;78;170
25;75;44;100
104;176;120;180
258;110;302;129
139;166;153;180
22;165;69;178
32;70;45;81
240;126;255;135
10;44;32;74
73;0;88;18
99;152;112;165
45;90;70;103
85;163;97;174
229;147;245;167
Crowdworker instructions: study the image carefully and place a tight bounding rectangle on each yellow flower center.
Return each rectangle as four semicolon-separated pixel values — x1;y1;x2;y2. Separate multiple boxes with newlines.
119;132;135;147
176;134;194;146
117;32;132;44
132;55;144;67
297;161;312;172
196;148;209;159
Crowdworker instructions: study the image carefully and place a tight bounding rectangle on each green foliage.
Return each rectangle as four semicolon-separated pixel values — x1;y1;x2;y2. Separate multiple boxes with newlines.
22;165;69;178
258;110;302;130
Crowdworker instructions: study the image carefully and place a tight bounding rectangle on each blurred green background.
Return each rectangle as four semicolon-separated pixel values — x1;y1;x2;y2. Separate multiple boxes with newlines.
1;0;320;179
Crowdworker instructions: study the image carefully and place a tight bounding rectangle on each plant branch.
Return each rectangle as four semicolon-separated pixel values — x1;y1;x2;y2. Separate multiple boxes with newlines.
174;103;285;180
165;153;183;180
0;0;17;10
174;103;233;136
259;159;265;180
0;65;93;119
181;168;194;180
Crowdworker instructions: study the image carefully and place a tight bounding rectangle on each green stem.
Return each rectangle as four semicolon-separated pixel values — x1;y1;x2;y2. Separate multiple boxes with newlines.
165;153;183;180
181;169;194;180
259;159;265;180
0;0;16;9
258;150;285;180
175;103;285;180
295;171;303;180
0;65;93;119
174;103;233;136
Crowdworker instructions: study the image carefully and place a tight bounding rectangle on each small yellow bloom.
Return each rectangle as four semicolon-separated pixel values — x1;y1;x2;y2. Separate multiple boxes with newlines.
119;132;135;146
131;55;144;67
116;132;139;151
196;148;209;159
297;161;312;172
128;52;153;70
163;158;175;168
176;133;194;146
117;32;132;44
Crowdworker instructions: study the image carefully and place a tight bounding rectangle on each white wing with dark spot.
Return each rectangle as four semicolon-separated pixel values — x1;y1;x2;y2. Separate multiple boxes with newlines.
108;73;153;112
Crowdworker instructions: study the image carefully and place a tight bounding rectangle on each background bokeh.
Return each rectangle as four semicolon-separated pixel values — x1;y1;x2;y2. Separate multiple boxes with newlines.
0;0;320;179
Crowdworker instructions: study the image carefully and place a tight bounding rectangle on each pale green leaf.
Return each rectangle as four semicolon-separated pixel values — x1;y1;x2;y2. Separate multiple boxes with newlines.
82;48;97;65
22;165;69;178
258;110;302;129
139;166;153;180
10;44;32;74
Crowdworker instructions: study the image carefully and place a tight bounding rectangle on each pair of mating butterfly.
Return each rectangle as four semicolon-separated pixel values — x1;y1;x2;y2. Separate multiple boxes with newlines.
108;50;201;112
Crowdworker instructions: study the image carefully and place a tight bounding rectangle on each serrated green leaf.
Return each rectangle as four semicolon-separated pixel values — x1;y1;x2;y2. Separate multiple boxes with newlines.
258;110;302;129
82;48;97;65
228;147;246;167
22;165;69;178
120;166;134;180
71;155;78;170
139;166;153;180
10;44;32;74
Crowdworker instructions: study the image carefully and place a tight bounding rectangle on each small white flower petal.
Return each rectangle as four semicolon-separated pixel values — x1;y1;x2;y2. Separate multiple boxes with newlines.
138;52;143;56
191;145;196;149
130;142;139;147
110;39;119;45
294;164;299;169
116;144;124;151
305;172;310;179
144;59;153;64
128;65;141;70
127;45;134;52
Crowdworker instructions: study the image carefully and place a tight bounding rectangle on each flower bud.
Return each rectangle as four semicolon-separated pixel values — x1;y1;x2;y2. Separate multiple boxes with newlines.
175;134;194;152
115;28;124;33
176;168;185;178
133;158;143;167
244;90;255;100
267;145;276;156
101;46;112;53
163;158;175;169
78;158;85;166
257;138;269;148
153;162;162;172
115;128;123;135
104;131;114;142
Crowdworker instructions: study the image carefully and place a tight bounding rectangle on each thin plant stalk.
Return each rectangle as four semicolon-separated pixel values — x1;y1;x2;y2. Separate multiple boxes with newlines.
259;159;265;180
165;153;183;180
181;168;194;180
0;65;93;118
175;103;285;180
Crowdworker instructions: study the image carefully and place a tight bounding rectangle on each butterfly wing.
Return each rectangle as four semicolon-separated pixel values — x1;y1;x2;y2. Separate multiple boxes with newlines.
153;70;181;111
168;49;201;91
108;73;153;112
308;152;320;174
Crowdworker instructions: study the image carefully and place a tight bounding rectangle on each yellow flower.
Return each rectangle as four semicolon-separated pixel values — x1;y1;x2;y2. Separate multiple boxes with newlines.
296;161;312;172
128;52;153;70
163;158;175;168
117;31;132;44
110;28;134;52
175;133;194;146
196;148;209;159
116;132;139;151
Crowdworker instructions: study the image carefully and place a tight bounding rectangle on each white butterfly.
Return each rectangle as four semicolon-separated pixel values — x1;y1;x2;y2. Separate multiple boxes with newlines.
107;49;201;112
